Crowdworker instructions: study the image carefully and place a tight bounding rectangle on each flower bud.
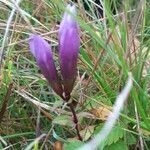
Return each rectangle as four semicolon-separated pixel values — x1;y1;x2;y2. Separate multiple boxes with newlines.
59;4;80;99
29;34;63;97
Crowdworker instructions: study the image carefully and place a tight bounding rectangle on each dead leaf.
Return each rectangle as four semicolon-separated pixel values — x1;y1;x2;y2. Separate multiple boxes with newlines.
90;106;112;121
54;141;63;150
80;125;95;141
139;128;150;136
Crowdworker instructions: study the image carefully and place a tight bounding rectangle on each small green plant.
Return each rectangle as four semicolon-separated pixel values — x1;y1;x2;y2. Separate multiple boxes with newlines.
0;0;150;149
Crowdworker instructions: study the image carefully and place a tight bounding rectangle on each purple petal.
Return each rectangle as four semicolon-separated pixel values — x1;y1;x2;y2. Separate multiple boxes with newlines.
29;34;63;97
59;4;80;98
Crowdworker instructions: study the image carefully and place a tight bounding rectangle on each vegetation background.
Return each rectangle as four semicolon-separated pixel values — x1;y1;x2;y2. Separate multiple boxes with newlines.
0;0;150;149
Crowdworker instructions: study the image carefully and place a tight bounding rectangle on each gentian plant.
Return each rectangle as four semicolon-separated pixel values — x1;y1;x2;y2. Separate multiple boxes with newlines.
29;4;82;140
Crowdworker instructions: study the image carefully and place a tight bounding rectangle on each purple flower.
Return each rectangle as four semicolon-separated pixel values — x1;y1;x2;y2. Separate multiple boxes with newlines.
29;34;63;97
29;4;80;101
59;4;80;100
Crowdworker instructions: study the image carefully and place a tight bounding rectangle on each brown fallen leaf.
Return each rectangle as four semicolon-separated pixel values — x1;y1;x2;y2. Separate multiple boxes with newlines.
139;128;150;137
80;125;95;141
90;106;112;121
67;125;95;142
53;141;63;150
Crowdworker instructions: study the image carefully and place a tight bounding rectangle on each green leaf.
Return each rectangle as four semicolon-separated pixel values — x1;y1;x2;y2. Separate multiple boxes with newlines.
104;140;128;150
52;130;67;143
126;132;136;145
63;140;83;150
0;143;3;149
94;124;124;146
53;115;73;127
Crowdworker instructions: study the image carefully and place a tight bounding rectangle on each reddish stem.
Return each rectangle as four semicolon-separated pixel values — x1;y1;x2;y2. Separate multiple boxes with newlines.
68;103;82;141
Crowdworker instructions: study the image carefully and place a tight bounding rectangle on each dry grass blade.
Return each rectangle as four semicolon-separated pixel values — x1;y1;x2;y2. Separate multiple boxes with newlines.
0;0;21;71
15;90;68;115
126;0;145;59
24;134;46;150
15;90;53;110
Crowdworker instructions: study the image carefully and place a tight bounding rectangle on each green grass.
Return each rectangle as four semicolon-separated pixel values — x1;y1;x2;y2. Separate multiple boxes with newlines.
0;0;150;149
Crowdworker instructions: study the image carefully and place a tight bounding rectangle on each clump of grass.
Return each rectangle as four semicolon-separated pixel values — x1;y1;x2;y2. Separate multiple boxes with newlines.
0;0;150;149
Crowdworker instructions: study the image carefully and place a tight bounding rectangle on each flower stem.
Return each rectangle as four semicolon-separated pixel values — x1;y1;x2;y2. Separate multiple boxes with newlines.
68;103;82;141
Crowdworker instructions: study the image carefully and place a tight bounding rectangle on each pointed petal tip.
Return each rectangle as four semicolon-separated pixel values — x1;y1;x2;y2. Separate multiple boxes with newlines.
29;34;43;43
66;4;76;15
65;4;77;23
29;34;38;41
59;4;79;37
29;34;50;58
